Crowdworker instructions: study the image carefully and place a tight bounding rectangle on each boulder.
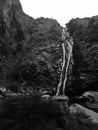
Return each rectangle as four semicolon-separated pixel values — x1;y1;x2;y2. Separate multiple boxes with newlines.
41;94;51;98
78;91;95;102
69;103;98;124
81;91;98;113
51;95;69;101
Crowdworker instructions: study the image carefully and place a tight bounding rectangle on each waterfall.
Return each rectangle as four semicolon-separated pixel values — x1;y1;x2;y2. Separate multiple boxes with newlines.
56;28;74;96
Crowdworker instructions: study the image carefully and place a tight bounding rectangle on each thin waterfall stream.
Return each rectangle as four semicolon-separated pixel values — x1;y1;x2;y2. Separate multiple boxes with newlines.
56;28;74;96
41;28;74;100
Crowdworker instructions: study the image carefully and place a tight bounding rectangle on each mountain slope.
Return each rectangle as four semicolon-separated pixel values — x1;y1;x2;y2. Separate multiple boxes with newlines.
67;16;98;95
0;0;63;93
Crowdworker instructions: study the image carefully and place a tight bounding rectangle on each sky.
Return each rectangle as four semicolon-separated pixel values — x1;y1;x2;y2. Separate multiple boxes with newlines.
20;0;98;27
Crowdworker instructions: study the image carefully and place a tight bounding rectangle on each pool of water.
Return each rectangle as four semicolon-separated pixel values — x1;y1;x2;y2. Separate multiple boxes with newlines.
0;96;97;130
0;96;68;130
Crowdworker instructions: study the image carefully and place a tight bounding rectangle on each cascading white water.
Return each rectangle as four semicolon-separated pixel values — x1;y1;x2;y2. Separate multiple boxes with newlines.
41;28;74;99
56;28;74;96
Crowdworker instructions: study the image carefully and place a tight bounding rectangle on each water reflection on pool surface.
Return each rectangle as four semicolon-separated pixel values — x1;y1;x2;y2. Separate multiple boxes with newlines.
0;96;97;130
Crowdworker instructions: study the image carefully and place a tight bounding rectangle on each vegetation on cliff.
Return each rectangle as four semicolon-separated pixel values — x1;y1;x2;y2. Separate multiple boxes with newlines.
0;0;98;97
0;0;63;94
67;16;98;95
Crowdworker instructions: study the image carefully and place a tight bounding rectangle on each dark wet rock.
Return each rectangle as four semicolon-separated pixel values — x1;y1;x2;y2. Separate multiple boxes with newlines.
80;91;98;113
77;91;95;103
41;94;51;100
66;16;98;95
69;103;98;124
51;95;69;101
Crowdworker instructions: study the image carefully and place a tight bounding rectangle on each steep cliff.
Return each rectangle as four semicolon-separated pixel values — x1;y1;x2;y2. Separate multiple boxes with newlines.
67;16;98;95
0;0;63;93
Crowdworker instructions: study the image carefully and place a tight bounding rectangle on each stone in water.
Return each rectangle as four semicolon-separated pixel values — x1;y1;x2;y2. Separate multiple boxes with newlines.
52;95;69;101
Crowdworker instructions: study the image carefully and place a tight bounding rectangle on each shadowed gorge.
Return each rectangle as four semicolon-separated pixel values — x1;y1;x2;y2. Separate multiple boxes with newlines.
0;0;98;129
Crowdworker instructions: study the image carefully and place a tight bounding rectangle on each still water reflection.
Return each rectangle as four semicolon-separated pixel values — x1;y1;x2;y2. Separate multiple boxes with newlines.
0;96;69;130
0;96;97;130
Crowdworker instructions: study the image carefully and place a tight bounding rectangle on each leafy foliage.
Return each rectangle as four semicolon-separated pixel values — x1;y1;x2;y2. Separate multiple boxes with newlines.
0;0;62;92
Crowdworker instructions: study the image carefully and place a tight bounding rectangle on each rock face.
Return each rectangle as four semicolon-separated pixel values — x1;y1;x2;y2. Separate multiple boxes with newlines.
0;0;64;93
66;16;98;95
80;91;98;113
69;103;98;124
2;0;98;96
